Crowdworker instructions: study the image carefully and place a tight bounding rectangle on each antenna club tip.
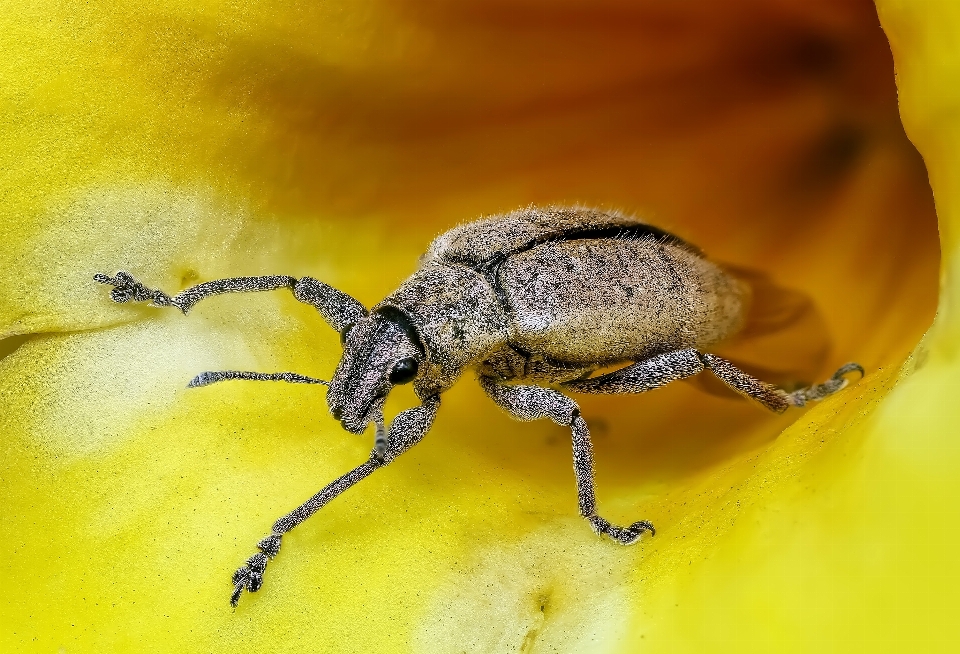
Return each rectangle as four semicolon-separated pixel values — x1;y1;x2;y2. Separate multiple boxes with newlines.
187;372;216;388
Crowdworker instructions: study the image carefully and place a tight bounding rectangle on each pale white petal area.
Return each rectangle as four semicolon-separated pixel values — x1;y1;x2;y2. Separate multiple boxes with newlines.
414;522;634;654
2;298;300;457
1;182;275;337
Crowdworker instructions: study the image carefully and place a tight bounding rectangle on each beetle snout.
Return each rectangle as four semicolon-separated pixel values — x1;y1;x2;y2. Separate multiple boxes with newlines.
336;411;371;435
326;390;375;434
328;403;365;434
326;400;356;431
326;311;419;435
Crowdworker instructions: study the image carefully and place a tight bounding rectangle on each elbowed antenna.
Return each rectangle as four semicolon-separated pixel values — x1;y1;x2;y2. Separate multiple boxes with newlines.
187;370;329;388
94;271;369;336
293;276;368;334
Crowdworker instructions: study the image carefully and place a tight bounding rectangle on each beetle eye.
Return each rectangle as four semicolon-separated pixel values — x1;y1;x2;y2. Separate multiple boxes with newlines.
389;358;419;384
339;322;355;345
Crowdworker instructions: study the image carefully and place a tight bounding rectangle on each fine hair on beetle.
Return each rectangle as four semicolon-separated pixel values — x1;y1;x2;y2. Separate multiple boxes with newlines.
94;205;864;607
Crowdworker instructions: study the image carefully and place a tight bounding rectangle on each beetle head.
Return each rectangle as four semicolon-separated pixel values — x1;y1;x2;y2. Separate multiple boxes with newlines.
326;308;424;434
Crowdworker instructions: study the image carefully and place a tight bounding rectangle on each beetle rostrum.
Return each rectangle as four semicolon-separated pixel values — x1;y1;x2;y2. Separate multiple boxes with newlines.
94;205;864;607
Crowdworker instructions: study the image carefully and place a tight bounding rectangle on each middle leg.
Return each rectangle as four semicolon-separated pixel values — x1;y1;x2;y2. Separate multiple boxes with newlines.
479;378;654;545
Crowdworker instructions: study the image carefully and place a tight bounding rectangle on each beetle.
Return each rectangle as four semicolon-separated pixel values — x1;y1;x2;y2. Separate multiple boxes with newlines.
94;206;863;606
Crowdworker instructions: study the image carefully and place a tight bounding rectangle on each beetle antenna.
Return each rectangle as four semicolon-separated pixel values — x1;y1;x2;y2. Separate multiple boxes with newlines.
187;370;328;388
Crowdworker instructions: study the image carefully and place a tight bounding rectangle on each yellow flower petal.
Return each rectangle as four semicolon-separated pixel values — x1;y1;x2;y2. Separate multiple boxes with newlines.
0;1;953;652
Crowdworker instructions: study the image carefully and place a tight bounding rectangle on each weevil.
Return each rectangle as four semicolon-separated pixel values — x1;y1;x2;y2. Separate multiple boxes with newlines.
94;206;863;606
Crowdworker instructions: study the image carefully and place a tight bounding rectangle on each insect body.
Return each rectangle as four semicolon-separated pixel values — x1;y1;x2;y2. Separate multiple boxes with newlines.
95;206;863;606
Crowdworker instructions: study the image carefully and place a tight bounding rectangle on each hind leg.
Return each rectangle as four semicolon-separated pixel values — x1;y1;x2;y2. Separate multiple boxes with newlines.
563;349;863;413
698;355;864;412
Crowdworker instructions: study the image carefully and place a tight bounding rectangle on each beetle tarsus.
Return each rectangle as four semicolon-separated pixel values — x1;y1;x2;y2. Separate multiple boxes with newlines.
588;515;655;545
231;552;268;608
258;533;283;558
630;520;656;538
230;534;283;607
784;362;865;407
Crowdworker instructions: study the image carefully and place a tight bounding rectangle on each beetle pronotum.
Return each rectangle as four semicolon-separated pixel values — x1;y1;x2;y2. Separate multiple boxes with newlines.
95;206;863;606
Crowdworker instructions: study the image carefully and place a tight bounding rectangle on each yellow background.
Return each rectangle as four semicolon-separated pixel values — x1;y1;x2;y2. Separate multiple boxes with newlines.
0;0;955;651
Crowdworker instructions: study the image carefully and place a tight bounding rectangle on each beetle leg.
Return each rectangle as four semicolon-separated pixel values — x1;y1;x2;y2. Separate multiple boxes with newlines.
229;395;440;607
479;379;654;546
781;362;865;406
562;348;705;394
94;271;366;331
699;355;864;412
563;350;863;413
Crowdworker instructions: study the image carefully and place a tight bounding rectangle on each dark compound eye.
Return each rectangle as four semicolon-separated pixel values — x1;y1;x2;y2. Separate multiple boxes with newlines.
339;322;356;345
389;358;419;384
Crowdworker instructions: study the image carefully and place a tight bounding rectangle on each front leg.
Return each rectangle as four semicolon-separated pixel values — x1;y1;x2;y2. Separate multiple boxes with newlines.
479;378;654;545
230;395;440;607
